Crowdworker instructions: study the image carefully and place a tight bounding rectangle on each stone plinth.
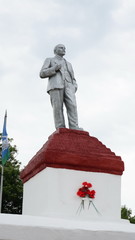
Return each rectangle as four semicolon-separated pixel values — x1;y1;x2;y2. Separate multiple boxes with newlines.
21;128;124;183
20;128;124;221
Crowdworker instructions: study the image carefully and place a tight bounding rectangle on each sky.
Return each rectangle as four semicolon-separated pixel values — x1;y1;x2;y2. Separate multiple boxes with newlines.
0;0;135;214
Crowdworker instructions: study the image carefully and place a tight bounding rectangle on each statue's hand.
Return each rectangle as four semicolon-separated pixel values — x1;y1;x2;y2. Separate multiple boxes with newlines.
55;64;61;71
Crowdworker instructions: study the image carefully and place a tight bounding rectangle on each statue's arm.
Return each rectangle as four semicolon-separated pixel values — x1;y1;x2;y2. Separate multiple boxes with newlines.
39;58;57;78
70;63;78;92
73;78;78;92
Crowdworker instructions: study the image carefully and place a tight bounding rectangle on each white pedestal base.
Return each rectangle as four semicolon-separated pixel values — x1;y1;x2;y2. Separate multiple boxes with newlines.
0;214;135;240
23;167;121;221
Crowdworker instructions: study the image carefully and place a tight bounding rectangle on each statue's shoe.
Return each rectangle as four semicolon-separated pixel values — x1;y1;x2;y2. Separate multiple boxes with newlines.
70;126;84;131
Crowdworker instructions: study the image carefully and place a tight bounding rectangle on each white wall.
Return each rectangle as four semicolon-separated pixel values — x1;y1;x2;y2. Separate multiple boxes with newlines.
23;167;121;221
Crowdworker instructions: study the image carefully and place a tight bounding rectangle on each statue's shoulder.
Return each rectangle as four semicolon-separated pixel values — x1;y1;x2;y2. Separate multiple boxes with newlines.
46;56;56;63
44;57;53;62
43;57;55;66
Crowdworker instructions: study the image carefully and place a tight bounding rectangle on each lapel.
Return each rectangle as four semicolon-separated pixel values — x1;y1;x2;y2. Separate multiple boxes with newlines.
51;56;73;80
52;56;63;65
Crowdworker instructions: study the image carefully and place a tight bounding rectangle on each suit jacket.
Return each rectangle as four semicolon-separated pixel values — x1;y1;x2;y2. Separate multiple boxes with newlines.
40;56;77;93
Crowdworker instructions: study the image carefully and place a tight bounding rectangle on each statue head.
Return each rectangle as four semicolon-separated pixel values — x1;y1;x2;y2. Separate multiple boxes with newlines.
54;44;66;57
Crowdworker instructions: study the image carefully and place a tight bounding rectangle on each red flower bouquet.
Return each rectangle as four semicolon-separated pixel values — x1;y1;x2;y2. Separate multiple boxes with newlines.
77;181;96;199
76;181;100;215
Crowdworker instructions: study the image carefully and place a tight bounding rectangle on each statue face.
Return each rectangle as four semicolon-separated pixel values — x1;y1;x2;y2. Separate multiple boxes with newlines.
55;44;66;57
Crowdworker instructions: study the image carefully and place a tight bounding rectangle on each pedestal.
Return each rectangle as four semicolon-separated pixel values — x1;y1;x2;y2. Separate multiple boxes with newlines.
20;128;124;221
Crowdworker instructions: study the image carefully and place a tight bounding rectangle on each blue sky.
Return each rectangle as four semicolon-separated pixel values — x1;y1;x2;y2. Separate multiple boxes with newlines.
0;0;135;214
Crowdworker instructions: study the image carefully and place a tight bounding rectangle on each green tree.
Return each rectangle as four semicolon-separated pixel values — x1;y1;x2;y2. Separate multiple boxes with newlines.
0;133;23;214
121;205;135;224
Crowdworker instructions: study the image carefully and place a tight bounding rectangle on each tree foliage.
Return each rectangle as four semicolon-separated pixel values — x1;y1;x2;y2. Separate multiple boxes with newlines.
0;133;23;214
121;205;135;224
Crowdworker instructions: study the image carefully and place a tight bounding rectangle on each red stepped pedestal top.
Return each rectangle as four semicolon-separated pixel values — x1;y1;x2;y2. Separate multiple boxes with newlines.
20;128;124;183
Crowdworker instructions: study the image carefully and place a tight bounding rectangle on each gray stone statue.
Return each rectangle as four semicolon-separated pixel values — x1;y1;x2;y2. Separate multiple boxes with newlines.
40;44;82;130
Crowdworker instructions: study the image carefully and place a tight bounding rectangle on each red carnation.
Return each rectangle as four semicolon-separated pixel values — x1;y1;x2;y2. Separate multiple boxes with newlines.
87;183;92;188
82;182;88;186
82;182;92;188
77;190;86;198
87;189;91;196
89;190;96;199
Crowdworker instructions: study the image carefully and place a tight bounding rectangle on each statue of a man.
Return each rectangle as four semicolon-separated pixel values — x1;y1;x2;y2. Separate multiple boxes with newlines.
40;44;82;130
